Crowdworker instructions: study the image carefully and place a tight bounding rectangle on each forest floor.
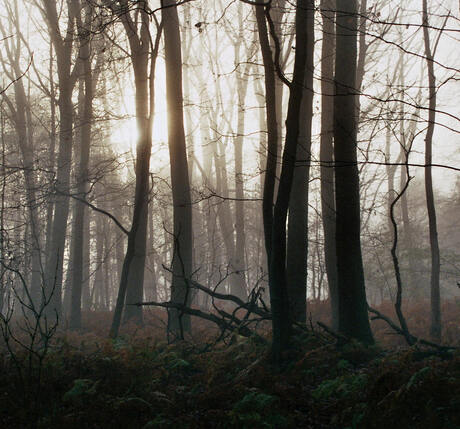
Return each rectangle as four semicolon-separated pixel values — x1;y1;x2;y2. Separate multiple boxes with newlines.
0;300;459;429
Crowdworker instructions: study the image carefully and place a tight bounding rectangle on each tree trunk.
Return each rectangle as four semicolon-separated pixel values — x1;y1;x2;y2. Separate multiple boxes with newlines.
271;1;287;197
162;0;193;337
286;0;314;325
319;0;339;330
232;15;250;300
269;0;309;361
334;0;373;344
0;7;43;310
109;3;158;336
45;42;57;261
82;207;91;310
42;0;78;320
70;8;93;329
422;0;441;342
255;1;278;267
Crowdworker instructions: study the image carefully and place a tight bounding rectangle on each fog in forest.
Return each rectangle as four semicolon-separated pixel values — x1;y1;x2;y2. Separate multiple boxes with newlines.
0;0;459;427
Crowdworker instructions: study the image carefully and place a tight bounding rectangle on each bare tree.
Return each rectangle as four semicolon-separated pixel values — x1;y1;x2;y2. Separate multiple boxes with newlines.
319;0;338;330
269;0;310;361
422;0;441;341
334;0;373;344
0;1;42;309
286;0;314;325
108;0;162;337
162;0;193;337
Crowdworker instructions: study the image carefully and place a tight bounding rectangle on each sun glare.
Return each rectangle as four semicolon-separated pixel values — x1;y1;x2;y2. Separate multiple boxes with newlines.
110;59;169;155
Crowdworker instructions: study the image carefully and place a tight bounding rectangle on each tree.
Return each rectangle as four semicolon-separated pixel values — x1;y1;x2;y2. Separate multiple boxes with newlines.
230;7;253;301
422;0;441;342
41;0;80;319
319;0;338;330
268;0;310;361
109;0;161;337
286;0;314;325
334;0;373;344
162;0;193;337
255;0;278;270
70;2;98;330
0;1;42;309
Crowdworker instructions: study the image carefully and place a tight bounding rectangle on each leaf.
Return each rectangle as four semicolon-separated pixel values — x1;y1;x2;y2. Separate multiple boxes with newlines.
406;367;430;389
169;358;190;369
233;392;278;414
62;379;98;404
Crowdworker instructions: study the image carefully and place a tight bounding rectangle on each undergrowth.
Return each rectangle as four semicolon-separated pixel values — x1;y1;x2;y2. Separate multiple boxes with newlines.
0;303;458;428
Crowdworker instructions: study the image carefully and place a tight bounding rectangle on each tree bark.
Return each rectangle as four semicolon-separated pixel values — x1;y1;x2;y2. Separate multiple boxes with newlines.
232;11;250;301
319;0;339;330
109;1;159;336
286;0;314;325
422;0;441;342
269;0;309;361
334;0;373;344
255;1;278;267
70;4;94;329
42;0;79;320
162;0;193;337
0;5;43;310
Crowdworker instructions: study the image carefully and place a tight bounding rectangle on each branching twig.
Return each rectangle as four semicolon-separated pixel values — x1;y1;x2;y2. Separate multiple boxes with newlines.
368;306;456;352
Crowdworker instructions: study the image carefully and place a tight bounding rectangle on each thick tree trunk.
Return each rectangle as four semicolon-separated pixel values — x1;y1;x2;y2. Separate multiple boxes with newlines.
269;0;309;361
319;0;338;330
334;0;373;344
286;0;314;325
255;1;278;267
162;0;193;337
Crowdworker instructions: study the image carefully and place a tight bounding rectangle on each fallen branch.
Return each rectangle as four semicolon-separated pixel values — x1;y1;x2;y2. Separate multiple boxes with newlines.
368;306;456;352
162;266;270;319
191;279;270;319
317;322;349;343
132;300;267;344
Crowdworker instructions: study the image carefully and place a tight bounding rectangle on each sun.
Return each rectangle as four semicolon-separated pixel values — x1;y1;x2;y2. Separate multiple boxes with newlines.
109;60;169;155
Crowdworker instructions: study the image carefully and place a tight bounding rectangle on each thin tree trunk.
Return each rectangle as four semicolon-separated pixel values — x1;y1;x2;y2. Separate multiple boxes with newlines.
93;215;104;311
82;208;91;310
232;16;250;300
109;3;161;336
45;42;57;262
70;7;93;329
42;0;78;320
422;0;441;341
271;1;287;197
0;8;43;310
